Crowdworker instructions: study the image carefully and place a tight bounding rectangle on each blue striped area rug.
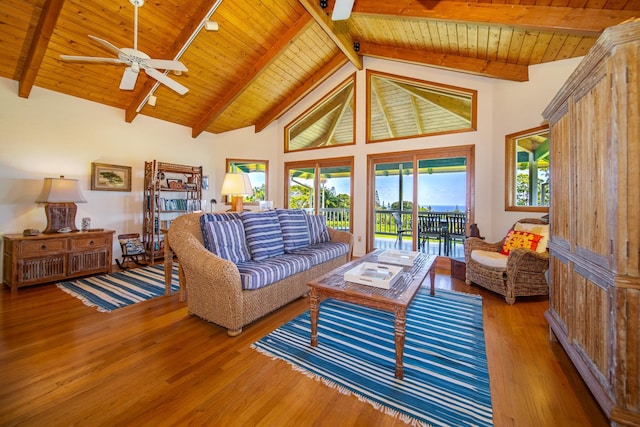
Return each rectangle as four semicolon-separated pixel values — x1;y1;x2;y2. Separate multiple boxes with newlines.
57;263;179;312
252;289;493;426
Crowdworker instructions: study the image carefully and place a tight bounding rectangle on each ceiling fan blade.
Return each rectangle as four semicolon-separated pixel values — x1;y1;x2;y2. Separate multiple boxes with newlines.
88;35;123;56
120;67;139;90
143;66;188;95
332;0;355;20
60;55;123;64
145;59;188;72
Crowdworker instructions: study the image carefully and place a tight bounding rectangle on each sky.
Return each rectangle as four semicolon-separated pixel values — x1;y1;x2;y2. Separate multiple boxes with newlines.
324;171;466;209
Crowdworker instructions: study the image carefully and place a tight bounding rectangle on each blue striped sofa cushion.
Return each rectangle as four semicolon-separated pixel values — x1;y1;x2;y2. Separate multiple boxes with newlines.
201;219;250;263
236;254;312;290
276;209;310;252
200;212;242;250
241;210;285;261
290;242;350;266
305;214;330;244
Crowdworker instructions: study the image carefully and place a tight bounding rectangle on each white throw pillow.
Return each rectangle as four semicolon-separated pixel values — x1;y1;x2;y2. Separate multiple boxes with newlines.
514;222;549;253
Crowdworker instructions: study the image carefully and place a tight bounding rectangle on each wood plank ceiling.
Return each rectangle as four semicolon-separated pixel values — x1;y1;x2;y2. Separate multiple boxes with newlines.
1;0;638;138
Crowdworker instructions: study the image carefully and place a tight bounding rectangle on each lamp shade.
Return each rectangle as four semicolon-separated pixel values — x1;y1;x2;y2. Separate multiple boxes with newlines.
220;173;252;196
35;176;87;203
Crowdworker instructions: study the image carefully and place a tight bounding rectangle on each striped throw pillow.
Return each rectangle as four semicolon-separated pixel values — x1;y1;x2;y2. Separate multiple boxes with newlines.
200;212;242;250
201;219;250;263
241;210;285;261
305;214;330;244
276;209;310;252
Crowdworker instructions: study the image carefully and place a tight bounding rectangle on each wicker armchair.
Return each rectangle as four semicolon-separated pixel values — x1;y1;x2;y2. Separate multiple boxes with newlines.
464;218;549;304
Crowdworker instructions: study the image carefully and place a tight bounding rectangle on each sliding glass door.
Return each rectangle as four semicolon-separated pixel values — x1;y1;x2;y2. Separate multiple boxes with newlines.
368;146;474;257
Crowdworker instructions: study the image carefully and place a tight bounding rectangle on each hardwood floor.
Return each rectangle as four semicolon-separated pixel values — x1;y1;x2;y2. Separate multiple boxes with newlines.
0;266;608;426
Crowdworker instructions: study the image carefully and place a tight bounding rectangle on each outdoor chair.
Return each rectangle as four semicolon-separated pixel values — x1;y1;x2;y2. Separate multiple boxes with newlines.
418;213;443;254
447;213;466;257
392;212;410;248
464;218;549;304
115;233;147;270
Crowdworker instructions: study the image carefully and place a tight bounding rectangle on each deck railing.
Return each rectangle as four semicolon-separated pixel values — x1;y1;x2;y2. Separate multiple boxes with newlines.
303;209;465;255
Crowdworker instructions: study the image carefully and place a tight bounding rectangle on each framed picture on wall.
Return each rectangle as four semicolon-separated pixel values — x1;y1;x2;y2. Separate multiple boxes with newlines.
91;162;132;192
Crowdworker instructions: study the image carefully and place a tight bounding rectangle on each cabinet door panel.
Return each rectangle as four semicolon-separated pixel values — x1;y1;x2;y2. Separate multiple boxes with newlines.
573;75;611;263
550;113;571;244
17;256;66;284
69;250;110;275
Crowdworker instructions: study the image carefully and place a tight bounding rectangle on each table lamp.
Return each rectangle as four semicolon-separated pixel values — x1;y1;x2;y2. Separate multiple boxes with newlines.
35;176;87;233
220;172;252;212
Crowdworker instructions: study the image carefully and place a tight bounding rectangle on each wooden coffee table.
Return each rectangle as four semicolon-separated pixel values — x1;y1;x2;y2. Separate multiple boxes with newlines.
307;250;437;379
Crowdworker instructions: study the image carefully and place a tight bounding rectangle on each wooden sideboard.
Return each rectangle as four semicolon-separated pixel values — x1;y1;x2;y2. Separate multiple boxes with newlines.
542;19;639;426
2;230;114;295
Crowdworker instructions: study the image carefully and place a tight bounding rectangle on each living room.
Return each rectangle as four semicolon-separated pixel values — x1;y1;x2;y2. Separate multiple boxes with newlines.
3;1;638;424
1;52;606;424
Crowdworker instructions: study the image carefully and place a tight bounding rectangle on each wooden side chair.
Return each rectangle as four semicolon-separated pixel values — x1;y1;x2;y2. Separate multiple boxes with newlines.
116;233;147;269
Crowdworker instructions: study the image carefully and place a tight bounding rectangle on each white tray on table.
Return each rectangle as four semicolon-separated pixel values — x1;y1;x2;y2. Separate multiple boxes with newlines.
378;249;418;266
344;262;403;289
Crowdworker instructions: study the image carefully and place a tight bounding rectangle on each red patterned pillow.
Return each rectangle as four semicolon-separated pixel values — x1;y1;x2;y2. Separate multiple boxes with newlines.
500;230;544;255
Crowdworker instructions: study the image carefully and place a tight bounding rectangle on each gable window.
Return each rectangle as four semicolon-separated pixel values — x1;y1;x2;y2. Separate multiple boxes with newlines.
285;74;356;153
367;70;476;143
505;125;550;212
226;159;268;206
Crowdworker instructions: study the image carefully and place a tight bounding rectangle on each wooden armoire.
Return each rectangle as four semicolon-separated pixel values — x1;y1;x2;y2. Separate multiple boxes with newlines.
542;19;639;426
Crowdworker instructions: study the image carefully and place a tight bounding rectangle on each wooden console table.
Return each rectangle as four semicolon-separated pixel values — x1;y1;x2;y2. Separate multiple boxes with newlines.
2;230;114;295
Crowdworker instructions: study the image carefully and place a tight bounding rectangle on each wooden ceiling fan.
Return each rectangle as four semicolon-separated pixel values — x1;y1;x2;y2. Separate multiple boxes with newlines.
59;0;188;95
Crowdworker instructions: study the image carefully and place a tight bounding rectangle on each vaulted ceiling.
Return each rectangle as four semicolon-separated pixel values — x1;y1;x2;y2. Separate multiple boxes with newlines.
2;0;638;138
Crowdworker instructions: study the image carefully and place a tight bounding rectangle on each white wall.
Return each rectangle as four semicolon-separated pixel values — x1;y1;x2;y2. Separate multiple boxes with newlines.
0;54;581;276
491;57;582;239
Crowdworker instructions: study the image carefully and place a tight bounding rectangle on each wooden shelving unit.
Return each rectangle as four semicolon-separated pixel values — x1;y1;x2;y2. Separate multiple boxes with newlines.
143;161;202;264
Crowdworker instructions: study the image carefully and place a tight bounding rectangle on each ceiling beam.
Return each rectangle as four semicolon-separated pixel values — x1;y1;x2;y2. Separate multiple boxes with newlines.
191;14;314;137
359;42;529;82
18;0;66;98
298;0;363;70
254;55;349;133
125;0;221;123
351;0;638;36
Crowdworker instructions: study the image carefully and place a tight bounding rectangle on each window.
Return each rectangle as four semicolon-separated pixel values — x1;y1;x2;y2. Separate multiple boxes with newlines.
367;70;476;143
284;75;355;152
284;157;353;231
226;159;268;206
505;125;550;212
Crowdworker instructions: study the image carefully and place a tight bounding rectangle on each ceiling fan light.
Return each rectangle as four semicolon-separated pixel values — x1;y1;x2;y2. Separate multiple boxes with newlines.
332;0;355;20
173;70;182;76
205;20;219;32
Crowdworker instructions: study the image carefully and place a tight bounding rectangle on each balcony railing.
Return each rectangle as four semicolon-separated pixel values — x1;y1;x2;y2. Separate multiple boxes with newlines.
306;208;465;257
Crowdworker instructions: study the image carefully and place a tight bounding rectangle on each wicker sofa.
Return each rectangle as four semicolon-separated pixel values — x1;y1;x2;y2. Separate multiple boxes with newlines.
464;218;549;304
168;210;353;336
